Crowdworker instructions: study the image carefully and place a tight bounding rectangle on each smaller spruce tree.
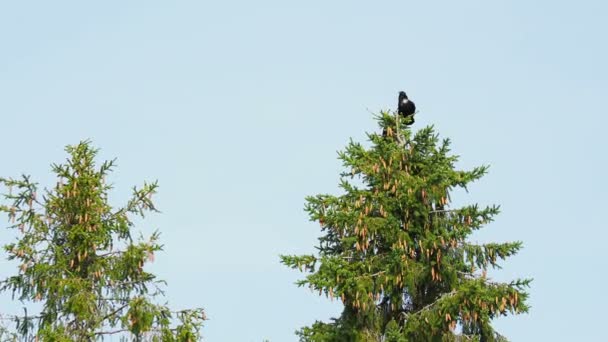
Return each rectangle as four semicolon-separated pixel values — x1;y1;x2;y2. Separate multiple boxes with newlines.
0;141;205;341
282;113;530;341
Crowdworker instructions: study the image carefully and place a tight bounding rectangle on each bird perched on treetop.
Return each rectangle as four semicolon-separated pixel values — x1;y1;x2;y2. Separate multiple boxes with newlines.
398;91;416;124
382;91;417;138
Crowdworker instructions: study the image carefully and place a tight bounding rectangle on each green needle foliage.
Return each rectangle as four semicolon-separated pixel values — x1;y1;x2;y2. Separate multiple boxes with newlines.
0;141;205;341
282;113;531;341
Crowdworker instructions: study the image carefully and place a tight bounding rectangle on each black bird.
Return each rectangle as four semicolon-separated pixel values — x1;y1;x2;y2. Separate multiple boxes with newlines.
398;91;416;123
382;91;417;137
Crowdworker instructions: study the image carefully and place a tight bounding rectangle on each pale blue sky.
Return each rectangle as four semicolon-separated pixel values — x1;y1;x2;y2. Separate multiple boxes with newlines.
0;1;606;341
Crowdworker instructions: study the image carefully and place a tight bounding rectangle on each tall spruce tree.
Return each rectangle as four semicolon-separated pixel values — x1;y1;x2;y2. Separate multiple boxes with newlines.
282;113;530;341
0;141;205;341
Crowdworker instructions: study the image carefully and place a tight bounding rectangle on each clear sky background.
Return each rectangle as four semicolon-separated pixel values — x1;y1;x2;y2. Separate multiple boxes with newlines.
0;1;606;341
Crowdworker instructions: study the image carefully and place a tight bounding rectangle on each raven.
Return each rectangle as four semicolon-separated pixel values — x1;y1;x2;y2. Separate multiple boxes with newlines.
398;91;416;123
382;91;417;138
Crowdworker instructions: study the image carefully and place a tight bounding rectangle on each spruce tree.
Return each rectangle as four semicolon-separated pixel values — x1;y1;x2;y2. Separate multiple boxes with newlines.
282;113;530;341
0;141;205;341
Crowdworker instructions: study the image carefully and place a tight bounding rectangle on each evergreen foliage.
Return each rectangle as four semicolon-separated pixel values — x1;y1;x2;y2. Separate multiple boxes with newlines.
0;141;205;341
282;113;530;341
